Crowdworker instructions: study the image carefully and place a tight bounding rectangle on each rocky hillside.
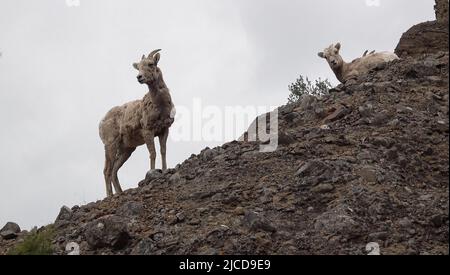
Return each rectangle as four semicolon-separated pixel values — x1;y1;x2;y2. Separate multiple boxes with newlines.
1;20;448;255
395;20;448;58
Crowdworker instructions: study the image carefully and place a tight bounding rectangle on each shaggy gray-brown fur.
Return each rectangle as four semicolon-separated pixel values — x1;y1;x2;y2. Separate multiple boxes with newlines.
99;50;175;197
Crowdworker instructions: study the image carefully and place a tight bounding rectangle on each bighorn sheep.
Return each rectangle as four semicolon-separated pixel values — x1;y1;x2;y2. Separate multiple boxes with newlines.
318;43;399;84
99;49;175;197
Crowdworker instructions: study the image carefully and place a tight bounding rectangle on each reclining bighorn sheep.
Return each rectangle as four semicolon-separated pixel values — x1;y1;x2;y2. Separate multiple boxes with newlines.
99;50;176;197
318;42;399;84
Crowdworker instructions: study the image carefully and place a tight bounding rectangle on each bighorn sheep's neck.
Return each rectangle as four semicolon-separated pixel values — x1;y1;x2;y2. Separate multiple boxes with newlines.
332;61;350;84
144;72;172;112
146;72;168;94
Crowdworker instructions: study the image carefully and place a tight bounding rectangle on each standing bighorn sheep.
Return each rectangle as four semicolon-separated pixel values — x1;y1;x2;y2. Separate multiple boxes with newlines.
318;43;399;84
99;50;176;197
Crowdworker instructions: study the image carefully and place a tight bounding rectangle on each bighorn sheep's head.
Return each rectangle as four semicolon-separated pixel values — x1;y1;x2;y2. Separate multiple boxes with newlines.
318;43;344;71
133;49;162;84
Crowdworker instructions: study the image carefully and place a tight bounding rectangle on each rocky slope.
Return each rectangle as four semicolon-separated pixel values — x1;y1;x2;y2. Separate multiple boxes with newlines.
1;21;448;255
395;20;449;58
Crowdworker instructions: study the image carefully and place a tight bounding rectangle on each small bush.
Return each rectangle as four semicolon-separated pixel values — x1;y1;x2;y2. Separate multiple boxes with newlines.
288;75;332;103
7;226;55;255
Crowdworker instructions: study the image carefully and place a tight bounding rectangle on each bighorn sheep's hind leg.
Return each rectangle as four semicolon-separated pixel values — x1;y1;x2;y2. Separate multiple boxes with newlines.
103;146;114;197
159;129;169;171
144;132;157;170
111;147;136;194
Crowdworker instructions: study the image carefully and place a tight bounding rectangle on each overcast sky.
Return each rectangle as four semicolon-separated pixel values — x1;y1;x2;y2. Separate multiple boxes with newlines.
0;0;435;229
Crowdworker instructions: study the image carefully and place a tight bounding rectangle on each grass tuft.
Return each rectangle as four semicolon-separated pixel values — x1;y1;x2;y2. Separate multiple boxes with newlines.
7;226;55;255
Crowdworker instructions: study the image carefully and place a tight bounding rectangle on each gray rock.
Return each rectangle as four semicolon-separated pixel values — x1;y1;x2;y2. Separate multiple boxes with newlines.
0;230;18;240
169;172;186;185
371;111;391;126
312;183;335;194
1;222;21;234
284;112;300;122
434;120;449;133
314;205;358;235
419;194;433;201
84;215;130;250
242;211;277;233
202;148;220;161
146;169;163;180
398;217;413;228
278;132;296;145
358;166;378;183
163;168;175;175
385;148;399;161
358;104;374;118
191;190;217;200
188;219;201;226
323;105;350;123
1;222;21;239
116;201;145;218
176;213;186;223
369;231;389;241
167;215;179;225
139;169;163;187
197;246;219;255
55;206;73;222
131;238;156;255
430;214;446;228
296;160;329;177
368;137;394;148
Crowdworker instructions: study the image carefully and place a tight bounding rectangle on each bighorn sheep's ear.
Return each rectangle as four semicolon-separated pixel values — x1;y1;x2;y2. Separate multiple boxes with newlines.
142;55;146;60
335;42;341;51
153;53;161;65
318;52;325;58
133;63;139;70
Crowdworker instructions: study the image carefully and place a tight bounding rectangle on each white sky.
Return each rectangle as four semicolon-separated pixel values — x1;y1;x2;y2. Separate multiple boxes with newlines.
0;0;436;229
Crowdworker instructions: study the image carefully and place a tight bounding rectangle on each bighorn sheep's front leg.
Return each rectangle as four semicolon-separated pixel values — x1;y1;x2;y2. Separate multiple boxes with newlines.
159;129;169;171
144;131;157;170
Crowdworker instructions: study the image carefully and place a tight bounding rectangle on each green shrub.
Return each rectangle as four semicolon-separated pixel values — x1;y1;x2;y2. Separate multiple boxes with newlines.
288;75;332;103
7;226;55;255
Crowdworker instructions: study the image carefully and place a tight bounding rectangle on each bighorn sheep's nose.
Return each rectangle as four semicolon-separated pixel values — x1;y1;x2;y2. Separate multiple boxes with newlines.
137;75;143;81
